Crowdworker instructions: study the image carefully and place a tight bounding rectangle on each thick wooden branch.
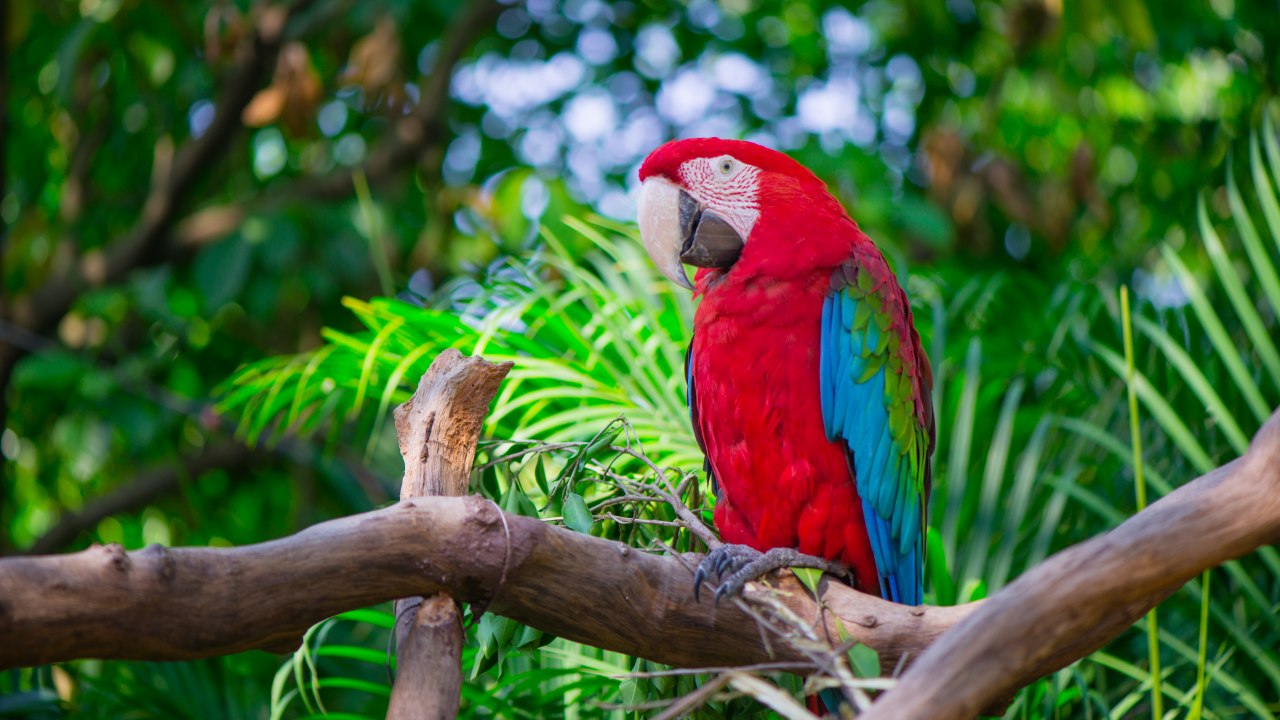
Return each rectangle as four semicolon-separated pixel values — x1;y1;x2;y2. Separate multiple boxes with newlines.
393;350;512;500
862;410;1280;719
0;419;1275;720
0;494;965;671
388;350;510;720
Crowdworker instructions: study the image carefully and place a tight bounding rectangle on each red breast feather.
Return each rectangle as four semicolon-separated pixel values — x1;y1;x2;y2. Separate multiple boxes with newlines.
691;194;881;594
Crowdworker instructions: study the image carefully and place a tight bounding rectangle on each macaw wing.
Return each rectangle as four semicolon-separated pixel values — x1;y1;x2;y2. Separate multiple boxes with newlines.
686;342;716;493
820;246;935;605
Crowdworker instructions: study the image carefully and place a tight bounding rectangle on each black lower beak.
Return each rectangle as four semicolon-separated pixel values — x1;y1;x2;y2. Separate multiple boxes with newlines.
677;190;744;269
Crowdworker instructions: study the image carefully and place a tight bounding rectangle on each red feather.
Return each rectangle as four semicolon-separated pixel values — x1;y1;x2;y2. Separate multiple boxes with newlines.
689;179;882;594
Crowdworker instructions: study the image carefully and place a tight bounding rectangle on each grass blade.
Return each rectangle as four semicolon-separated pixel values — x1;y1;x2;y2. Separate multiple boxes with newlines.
1121;286;1161;720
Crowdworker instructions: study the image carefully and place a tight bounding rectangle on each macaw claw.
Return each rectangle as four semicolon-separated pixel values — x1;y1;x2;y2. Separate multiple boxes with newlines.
692;545;847;604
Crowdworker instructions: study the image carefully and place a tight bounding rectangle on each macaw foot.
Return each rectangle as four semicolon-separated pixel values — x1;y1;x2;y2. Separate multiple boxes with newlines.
692;544;847;604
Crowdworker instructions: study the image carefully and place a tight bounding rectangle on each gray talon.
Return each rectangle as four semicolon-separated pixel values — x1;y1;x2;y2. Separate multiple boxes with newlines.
691;545;848;604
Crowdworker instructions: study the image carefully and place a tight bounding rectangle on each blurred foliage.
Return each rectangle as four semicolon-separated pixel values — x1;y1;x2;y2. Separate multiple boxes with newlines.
4;0;1280;716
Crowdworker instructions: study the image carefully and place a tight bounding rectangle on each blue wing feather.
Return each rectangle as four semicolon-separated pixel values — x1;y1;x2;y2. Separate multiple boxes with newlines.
820;284;930;606
686;343;717;496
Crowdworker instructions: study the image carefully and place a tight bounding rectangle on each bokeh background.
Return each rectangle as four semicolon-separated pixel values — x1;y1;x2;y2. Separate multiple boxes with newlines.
4;0;1280;717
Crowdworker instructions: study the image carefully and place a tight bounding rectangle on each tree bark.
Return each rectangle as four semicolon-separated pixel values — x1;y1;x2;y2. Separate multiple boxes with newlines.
0;402;1276;716
0;381;1276;719
0;494;968;671
387;595;464;720
388;350;510;720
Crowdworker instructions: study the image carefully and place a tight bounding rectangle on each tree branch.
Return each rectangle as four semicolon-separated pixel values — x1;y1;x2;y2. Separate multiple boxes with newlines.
0;0;322;447
388;349;511;720
0;493;968;671
8;1;314;340
860;410;1280;720
388;595;464;720
1;407;1275;705
1;346;1276;720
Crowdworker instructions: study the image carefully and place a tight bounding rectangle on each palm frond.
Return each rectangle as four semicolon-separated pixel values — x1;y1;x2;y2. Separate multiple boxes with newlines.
217;218;700;469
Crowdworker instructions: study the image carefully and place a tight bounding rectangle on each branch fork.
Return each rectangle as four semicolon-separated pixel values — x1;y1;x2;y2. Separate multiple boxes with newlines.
0;350;1276;720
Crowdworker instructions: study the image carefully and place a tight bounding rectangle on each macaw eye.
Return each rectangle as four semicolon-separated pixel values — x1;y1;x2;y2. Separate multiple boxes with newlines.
718;158;735;175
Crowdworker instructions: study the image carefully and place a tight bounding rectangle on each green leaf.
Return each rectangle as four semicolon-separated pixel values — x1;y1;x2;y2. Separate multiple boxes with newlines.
1091;342;1214;474
849;643;881;678
12;350;92;390
314;645;388;667
194;234;251;310
1161;246;1270;425
584;421;624;459
618;678;645;708
562;492;594;534
533;455;549;495
792;567;822;595
960;578;987;603
335;608;395;629
1197;196;1280;391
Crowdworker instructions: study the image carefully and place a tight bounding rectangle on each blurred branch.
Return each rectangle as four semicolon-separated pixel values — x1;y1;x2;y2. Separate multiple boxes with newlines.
8;0;316;340
0;0;498;448
171;0;503;251
0;0;321;443
23;441;258;556
0;314;397;555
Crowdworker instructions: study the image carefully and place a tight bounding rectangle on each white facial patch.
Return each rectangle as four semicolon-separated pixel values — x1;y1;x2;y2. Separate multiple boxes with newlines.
678;156;762;241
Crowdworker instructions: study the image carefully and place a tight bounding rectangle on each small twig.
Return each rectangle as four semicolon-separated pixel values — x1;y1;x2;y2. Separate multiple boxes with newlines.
734;590;872;711
650;537;701;570
587;462;720;549
648;673;734;720
603;514;685;529
618;661;817;678
588;494;655;512
472;441;585;472
675;471;697;498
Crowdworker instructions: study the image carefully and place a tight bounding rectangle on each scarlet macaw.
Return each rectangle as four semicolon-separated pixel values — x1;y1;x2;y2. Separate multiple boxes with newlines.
637;138;935;606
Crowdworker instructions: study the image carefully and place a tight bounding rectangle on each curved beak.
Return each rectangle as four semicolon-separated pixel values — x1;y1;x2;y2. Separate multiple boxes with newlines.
638;177;744;291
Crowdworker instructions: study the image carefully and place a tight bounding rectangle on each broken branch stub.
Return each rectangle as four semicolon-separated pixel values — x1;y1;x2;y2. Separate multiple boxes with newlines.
392;349;513;499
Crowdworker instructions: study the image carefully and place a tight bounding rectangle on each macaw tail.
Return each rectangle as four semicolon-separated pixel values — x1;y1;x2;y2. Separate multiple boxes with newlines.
807;688;847;716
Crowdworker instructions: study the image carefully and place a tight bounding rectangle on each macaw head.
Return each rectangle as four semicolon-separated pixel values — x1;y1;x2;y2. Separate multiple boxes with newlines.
636;137;840;290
